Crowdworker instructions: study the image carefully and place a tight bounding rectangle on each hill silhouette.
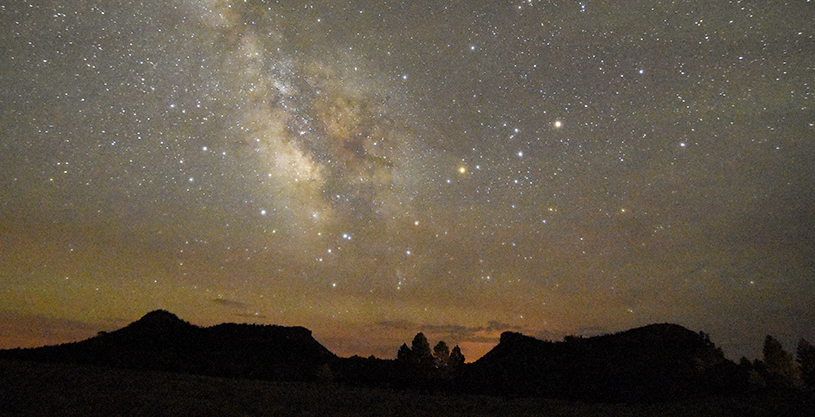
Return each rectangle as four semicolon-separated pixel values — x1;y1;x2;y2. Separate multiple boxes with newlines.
0;309;336;381
462;323;743;402
0;311;750;402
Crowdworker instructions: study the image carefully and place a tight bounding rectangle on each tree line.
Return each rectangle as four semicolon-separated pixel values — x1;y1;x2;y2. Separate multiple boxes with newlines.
391;332;465;388
745;335;815;389
396;332;465;369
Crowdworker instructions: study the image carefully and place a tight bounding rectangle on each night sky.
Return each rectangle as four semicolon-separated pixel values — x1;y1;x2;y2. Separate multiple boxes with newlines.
2;0;814;361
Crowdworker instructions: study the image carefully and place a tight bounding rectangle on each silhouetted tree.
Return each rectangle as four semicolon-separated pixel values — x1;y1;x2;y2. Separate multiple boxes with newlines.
763;335;798;386
393;333;436;388
797;338;815;387
433;341;450;366
397;343;413;363
738;356;765;388
411;333;432;362
449;345;465;369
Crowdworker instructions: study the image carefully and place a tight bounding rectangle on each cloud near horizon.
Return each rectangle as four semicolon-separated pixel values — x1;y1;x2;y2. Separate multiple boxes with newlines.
211;298;249;310
0;311;114;349
376;319;526;345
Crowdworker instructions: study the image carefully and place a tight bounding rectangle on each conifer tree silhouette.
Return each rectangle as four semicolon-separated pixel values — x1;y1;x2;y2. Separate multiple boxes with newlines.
433;341;450;366
796;338;815;387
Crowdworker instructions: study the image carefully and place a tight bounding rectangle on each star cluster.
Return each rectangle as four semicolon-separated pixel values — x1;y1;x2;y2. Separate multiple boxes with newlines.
1;0;814;360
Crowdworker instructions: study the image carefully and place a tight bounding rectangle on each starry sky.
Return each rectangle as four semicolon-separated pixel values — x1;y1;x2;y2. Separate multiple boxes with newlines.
2;0;814;361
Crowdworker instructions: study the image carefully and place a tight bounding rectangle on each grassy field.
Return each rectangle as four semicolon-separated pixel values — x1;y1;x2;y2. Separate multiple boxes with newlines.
0;360;811;416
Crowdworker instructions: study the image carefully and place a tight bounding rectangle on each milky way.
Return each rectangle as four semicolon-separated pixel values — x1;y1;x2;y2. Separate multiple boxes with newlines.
2;0;814;360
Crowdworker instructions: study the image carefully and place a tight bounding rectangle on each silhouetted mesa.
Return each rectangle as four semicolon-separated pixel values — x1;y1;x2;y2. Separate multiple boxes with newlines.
0;313;749;402
463;323;742;402
0;309;336;382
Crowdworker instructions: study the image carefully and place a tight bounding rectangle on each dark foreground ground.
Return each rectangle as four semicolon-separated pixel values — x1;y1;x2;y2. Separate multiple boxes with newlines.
0;360;811;417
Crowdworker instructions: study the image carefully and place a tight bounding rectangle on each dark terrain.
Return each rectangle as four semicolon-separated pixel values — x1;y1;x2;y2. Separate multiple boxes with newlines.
3;359;813;417
1;310;813;416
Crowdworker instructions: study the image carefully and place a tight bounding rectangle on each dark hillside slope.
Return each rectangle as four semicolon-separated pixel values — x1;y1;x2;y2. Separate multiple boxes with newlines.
0;310;336;381
463;323;743;402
